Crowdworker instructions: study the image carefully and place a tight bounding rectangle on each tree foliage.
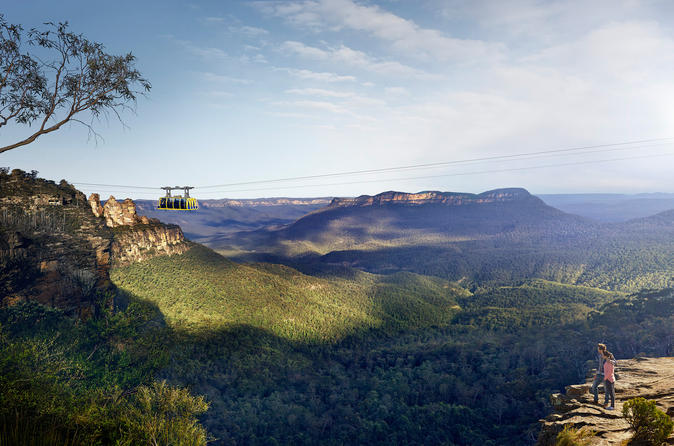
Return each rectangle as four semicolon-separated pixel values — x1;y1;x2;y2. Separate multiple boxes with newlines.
0;15;150;153
622;397;673;445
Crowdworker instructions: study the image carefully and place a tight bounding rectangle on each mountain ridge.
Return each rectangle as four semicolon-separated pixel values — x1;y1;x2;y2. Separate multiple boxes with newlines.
328;187;537;208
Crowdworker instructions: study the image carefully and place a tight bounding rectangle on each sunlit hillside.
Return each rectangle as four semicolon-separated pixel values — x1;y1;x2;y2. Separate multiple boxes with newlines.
110;244;469;342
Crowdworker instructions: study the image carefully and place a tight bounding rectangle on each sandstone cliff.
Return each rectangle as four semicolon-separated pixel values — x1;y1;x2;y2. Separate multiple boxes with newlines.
537;356;674;445
0;169;190;315
329;188;536;208
87;193;190;266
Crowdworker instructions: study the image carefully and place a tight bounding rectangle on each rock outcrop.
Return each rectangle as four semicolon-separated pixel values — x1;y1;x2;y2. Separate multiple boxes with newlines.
0;170;114;317
111;223;189;266
100;195;141;227
329;188;535;208
87;194;189;266
537;357;674;445
88;193;104;218
0;169;191;316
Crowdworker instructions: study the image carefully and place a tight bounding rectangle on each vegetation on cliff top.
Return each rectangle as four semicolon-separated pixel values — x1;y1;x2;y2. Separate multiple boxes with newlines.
0;300;209;445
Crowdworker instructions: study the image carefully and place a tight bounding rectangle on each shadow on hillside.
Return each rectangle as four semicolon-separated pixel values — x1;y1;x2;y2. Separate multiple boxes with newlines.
229;240;583;286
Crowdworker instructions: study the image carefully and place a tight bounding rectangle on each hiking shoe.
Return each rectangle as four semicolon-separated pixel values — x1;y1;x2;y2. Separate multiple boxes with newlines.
606;406;614;410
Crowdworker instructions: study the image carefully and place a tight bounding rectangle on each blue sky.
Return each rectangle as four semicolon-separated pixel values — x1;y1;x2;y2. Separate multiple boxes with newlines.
2;0;674;199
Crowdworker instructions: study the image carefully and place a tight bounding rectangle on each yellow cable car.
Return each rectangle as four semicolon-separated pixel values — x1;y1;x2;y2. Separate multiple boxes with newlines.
157;186;199;211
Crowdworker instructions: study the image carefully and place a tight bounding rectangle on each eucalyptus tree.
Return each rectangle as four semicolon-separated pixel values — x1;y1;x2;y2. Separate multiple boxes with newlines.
0;15;150;154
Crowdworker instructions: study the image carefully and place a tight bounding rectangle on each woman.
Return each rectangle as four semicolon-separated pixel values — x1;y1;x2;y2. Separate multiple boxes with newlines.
603;350;616;410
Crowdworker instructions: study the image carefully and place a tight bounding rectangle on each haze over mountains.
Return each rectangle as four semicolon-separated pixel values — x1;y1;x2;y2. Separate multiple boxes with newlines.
133;191;674;248
135;197;330;242
190;188;671;292
538;192;674;222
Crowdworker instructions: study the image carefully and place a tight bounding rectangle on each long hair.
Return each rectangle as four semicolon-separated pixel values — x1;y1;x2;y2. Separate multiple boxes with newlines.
603;350;615;360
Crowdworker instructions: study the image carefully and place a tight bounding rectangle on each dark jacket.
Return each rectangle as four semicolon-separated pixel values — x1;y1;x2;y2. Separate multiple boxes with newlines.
596;352;605;376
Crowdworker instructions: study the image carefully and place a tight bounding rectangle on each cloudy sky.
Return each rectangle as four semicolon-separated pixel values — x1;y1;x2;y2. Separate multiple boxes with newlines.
2;0;674;199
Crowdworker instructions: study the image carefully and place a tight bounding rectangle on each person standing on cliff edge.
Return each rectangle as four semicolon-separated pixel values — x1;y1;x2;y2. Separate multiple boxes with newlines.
591;343;608;405
603;349;617;410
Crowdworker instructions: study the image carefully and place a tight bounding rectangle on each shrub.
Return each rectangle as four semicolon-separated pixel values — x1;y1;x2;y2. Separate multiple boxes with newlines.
119;380;210;446
555;424;595;446
622;397;673;445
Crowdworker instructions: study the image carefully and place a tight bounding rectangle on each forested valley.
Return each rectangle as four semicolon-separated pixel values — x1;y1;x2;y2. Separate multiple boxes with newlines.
1;175;673;445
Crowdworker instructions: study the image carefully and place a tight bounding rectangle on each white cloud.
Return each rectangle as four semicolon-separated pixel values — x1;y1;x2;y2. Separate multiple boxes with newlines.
281;40;436;78
229;25;270;36
205;91;233;98
278;67;357;82
267;111;318;119
285;88;354;97
199;72;253;84
527;21;674;84
173;38;228;60
384;87;410;96
191;46;227;60
273;99;349;114
258;0;503;62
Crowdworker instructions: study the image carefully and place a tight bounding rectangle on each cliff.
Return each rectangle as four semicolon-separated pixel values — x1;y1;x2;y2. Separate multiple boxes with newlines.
537;356;674;445
88;193;190;266
0;169;189;315
329;188;537;207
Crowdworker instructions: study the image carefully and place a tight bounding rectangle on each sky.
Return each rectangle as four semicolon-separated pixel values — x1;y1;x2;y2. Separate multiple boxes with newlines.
2;0;674;199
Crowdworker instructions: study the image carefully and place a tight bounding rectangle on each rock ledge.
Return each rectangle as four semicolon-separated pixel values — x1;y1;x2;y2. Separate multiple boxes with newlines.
537;356;674;445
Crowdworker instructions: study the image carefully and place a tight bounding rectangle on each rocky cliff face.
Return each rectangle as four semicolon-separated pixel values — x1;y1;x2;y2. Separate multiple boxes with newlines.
0;169;190;315
537;356;674;445
111;224;189;266
1;170;114;317
329;188;536;208
87;193;190;266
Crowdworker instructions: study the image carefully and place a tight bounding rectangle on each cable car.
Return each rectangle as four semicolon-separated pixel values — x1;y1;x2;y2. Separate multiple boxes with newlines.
157;186;199;211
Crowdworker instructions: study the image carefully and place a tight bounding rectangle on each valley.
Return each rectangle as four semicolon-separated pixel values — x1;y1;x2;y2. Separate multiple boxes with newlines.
1;171;672;445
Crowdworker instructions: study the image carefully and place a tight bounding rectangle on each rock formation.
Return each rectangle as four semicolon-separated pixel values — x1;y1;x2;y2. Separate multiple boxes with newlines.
101;195;141;227
87;193;189;266
329;188;535;208
0;169;191;316
537;356;674;445
111;223;189;266
88;193;104;217
0;170;115;317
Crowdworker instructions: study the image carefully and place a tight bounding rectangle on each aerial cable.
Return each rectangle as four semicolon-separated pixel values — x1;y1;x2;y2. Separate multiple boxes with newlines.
70;137;674;192
195;137;674;189
192;152;674;194
193;141;674;193
70;182;159;190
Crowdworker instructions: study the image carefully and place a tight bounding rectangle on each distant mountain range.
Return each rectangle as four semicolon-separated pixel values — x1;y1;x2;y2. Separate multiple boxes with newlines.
538;192;674;222
132;191;673;244
206;188;673;292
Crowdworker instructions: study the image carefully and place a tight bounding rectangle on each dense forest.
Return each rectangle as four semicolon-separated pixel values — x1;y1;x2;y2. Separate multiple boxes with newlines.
2;239;671;445
1;174;673;444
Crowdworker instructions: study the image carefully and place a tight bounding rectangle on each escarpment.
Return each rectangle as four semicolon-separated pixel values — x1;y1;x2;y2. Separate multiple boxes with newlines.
329;188;538;208
0;169;189;314
536;356;674;445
